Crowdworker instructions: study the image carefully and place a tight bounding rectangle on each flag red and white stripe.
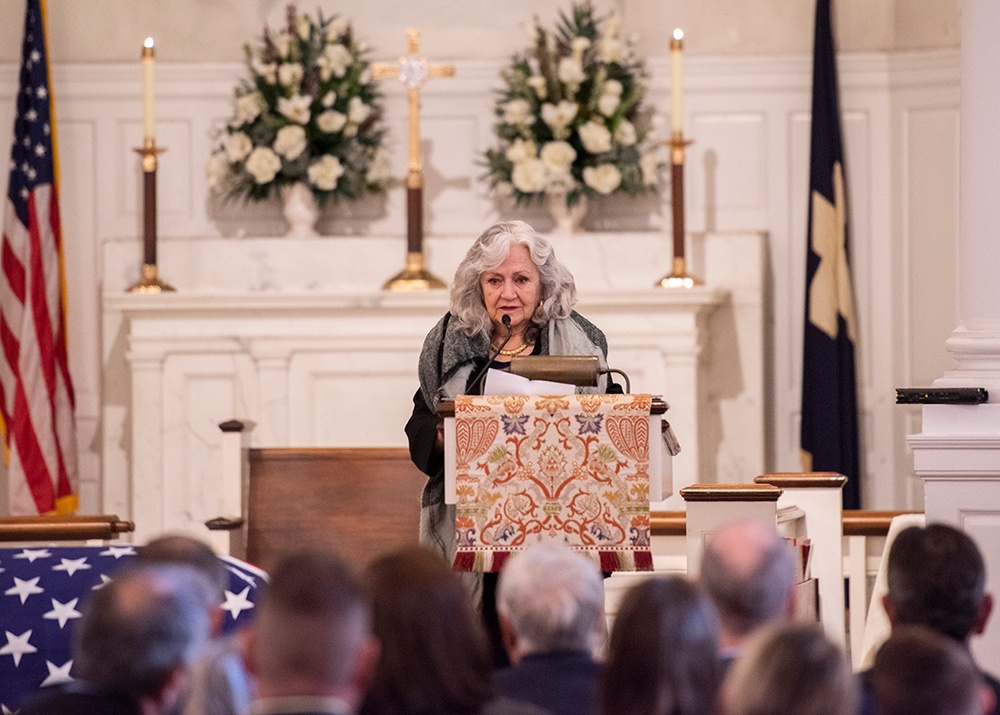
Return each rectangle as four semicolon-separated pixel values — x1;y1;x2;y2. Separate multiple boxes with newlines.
0;0;77;514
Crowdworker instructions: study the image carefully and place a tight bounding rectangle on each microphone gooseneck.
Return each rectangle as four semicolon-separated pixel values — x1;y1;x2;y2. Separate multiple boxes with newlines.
470;314;514;394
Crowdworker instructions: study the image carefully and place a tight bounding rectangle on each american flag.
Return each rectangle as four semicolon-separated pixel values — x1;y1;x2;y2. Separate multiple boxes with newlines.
0;0;78;515
0;545;266;711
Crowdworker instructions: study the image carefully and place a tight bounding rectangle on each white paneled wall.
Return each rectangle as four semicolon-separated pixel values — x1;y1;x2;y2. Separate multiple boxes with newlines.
0;50;961;513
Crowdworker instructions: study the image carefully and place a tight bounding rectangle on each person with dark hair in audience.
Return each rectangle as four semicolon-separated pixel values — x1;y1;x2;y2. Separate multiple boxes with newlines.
858;523;1000;715
721;622;856;715
599;575;720;715
243;549;379;715
494;542;605;715
698;519;797;673
136;533;254;715
359;546;550;715
21;563;213;715
869;624;996;715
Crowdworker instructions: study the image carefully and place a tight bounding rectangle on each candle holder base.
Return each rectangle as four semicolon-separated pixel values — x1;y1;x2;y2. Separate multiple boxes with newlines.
127;264;176;294
382;252;447;291
656;257;703;289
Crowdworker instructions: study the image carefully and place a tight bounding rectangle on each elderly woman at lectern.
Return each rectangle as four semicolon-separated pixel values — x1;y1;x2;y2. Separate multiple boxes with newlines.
405;220;615;657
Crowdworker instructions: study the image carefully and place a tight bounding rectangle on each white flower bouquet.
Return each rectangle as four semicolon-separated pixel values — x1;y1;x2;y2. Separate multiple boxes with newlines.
207;4;391;203
483;2;662;208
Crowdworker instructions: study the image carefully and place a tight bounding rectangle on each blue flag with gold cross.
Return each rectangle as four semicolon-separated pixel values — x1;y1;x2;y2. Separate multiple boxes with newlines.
800;0;861;509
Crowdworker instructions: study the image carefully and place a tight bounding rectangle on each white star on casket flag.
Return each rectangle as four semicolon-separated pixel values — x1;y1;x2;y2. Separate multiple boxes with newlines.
99;546;136;559
39;659;73;686
91;573;114;590
5;577;44;604
12;549;50;564
0;630;37;667
221;587;255;620
43;598;82;629
52;557;91;577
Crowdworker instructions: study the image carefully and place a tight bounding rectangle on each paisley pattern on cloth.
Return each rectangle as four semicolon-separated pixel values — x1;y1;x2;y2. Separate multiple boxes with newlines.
452;393;654;573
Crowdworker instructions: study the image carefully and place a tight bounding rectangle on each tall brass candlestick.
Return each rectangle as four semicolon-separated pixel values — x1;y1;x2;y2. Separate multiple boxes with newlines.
656;132;701;288
375;28;453;291
657;29;701;289
127;140;174;293
127;38;173;293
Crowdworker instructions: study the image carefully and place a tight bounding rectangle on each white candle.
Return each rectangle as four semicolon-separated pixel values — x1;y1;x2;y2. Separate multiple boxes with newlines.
142;37;155;142
671;28;683;134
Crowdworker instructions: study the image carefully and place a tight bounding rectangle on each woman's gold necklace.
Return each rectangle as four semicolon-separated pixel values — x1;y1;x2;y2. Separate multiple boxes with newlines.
492;341;534;357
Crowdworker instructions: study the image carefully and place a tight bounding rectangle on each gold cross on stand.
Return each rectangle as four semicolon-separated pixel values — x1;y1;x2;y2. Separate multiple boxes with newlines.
375;28;455;291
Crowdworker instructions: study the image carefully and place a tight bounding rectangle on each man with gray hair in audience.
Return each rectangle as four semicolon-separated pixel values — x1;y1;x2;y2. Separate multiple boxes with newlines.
698;518;797;674
494;541;605;715
21;563;213;715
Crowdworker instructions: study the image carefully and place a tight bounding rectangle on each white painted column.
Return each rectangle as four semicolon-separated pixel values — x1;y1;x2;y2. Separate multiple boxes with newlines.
944;0;1000;386
127;350;166;543
910;0;1000;677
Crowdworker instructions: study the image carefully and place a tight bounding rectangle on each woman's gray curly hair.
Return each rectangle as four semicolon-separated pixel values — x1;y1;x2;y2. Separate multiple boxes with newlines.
450;220;577;337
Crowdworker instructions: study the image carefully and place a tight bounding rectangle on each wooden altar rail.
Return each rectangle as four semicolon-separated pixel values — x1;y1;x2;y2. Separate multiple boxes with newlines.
646;507;920;668
650;509;919;537
0;514;135;542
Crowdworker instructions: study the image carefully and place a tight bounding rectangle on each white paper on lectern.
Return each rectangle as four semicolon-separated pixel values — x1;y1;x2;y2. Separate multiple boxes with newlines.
483;368;575;395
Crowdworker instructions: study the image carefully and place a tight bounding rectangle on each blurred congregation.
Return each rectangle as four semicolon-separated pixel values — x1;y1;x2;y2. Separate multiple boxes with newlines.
5;520;998;715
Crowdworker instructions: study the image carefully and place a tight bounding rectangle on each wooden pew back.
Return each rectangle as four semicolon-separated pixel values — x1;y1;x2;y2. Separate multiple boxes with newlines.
244;447;425;572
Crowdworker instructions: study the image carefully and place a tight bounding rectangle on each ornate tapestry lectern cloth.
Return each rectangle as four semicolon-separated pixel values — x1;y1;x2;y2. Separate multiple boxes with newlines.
452;393;655;572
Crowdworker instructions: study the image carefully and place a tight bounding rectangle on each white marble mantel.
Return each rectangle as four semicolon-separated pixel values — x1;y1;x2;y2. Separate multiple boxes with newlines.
100;231;763;542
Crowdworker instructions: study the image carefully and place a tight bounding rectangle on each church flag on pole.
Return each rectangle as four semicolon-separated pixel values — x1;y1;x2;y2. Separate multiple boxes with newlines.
0;0;78;514
800;0;861;509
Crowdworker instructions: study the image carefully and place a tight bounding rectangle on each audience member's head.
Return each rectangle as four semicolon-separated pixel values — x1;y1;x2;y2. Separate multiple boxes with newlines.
699;519;797;648
360;546;495;715
600;575;720;715
884;523;993;643
721;622;856;715
870;624;994;715
496;541;605;662
73;563;213;713
246;549;377;709
137;533;229;629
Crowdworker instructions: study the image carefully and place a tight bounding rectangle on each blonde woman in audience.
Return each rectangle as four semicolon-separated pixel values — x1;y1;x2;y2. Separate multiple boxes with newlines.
721;622;856;715
599;575;720;715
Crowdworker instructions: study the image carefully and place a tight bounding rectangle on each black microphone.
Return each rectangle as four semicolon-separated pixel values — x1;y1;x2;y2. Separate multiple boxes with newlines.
469;314;512;394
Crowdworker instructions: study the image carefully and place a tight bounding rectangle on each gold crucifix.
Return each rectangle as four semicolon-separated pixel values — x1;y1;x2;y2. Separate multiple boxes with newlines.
375;28;455;291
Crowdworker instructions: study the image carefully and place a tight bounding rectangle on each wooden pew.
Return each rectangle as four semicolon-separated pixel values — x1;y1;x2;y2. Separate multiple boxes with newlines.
210;422;426;573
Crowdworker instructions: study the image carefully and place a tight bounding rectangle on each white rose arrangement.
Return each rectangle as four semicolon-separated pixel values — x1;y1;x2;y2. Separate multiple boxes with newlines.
207;4;391;203
483;2;662;209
